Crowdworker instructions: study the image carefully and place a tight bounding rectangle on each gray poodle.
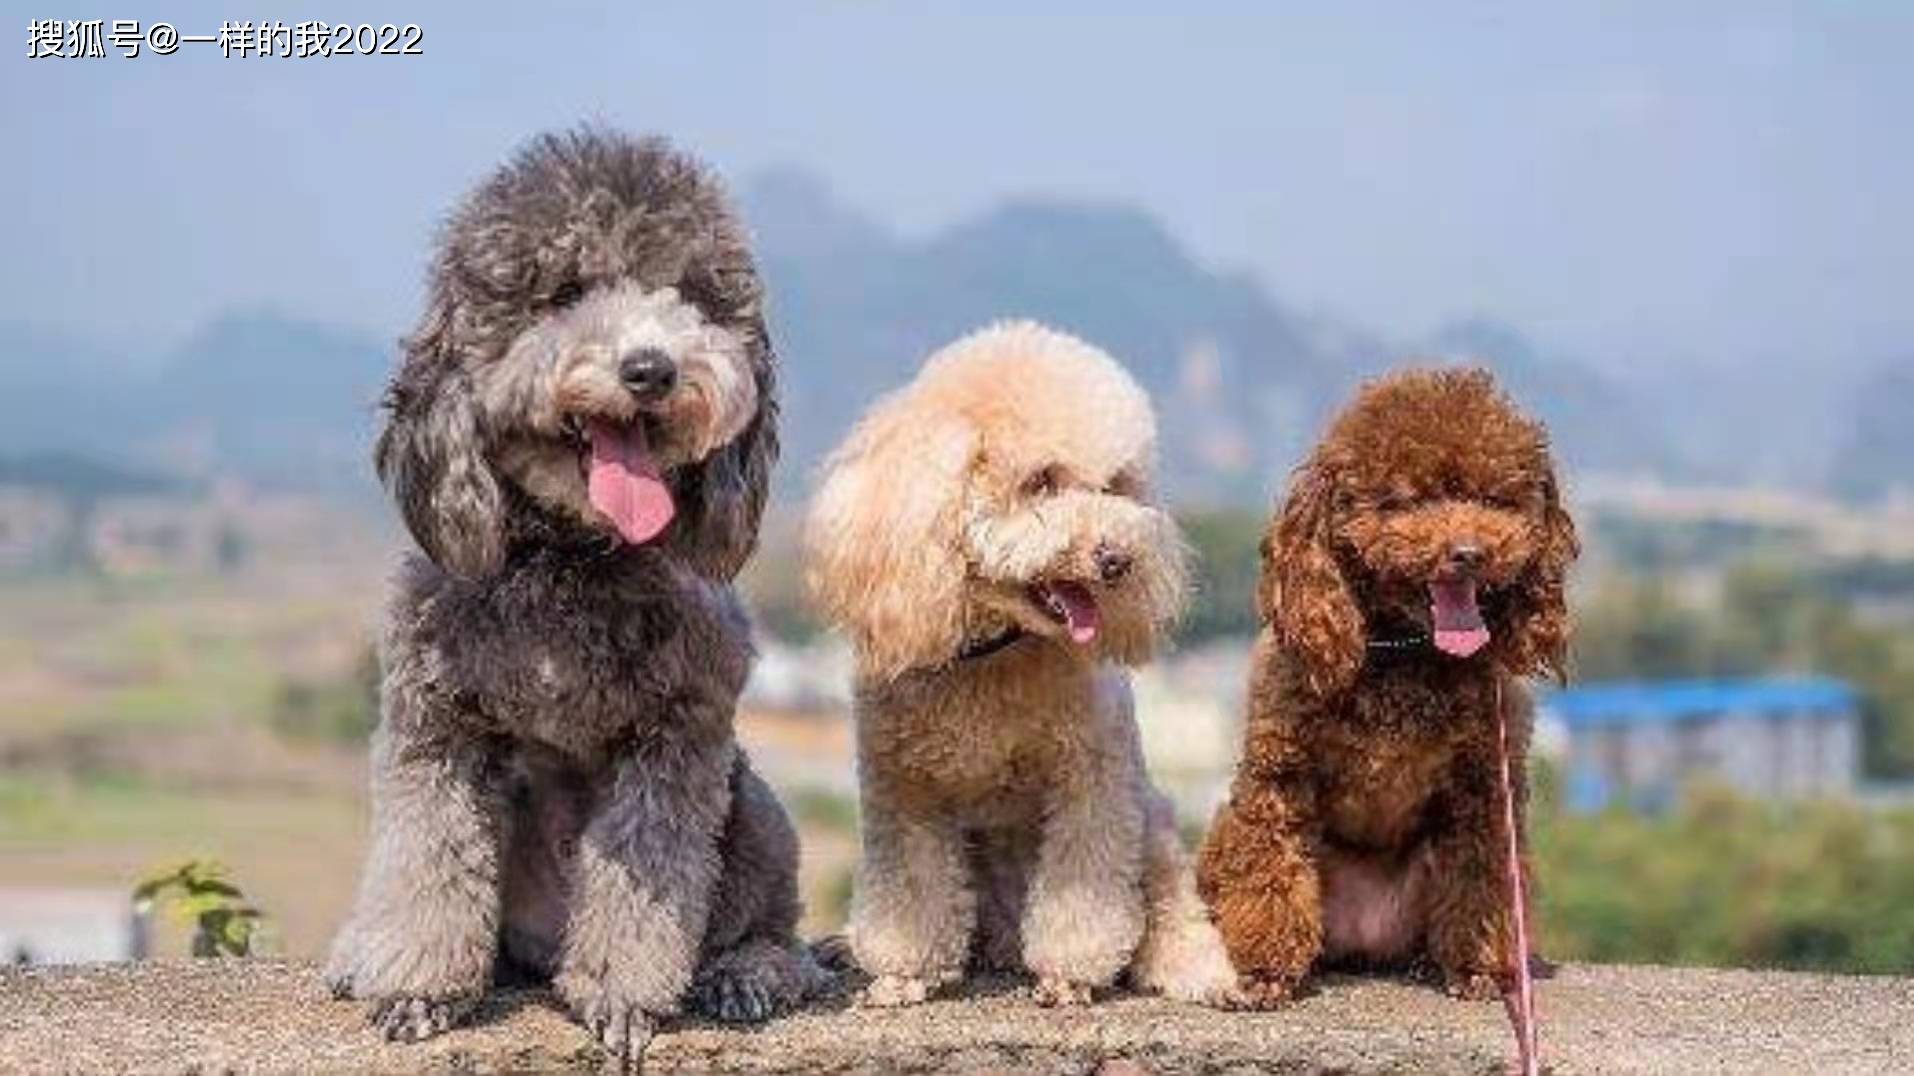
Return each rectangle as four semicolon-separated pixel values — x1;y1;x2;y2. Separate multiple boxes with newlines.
324;127;825;1064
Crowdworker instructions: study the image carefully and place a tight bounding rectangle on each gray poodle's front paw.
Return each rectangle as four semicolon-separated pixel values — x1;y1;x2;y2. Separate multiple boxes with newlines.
560;981;661;1071
692;972;775;1024
368;993;475;1043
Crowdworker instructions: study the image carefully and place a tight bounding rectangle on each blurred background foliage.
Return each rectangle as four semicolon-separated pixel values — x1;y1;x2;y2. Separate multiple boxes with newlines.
1534;778;1914;974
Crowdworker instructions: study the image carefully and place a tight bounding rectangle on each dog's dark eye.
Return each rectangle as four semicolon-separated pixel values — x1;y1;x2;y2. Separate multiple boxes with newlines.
1103;471;1141;498
1022;466;1061;498
549;281;585;309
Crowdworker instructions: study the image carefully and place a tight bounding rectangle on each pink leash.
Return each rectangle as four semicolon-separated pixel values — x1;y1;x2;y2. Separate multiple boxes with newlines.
1493;679;1540;1076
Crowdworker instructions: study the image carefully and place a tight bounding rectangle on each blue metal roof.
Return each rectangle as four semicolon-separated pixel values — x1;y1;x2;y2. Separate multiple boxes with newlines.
1542;676;1857;728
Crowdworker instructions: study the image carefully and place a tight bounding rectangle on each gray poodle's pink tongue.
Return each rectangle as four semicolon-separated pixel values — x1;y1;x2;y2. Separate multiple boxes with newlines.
1430;578;1489;657
588;419;675;544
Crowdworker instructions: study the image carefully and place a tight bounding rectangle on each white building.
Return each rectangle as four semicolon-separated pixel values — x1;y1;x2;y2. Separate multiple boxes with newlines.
0;889;146;965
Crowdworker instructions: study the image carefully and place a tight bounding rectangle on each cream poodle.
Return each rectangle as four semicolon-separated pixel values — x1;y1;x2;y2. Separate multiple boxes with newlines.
805;321;1239;1007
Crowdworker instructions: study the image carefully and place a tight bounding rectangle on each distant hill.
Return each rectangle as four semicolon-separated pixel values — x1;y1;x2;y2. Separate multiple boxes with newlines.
1830;360;1914;502
0;172;1735;505
743;172;1671;502
0;452;183;501
1422;318;1670;479
0;312;388;495
748;174;1347;501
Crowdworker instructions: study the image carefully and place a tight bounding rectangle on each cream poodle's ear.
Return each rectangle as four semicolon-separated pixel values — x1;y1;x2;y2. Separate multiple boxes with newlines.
1261;458;1364;697
806;398;975;682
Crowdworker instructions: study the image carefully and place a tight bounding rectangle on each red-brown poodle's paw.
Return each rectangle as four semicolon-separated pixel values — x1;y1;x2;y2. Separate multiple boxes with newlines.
1443;970;1505;1002
1232;974;1301;1010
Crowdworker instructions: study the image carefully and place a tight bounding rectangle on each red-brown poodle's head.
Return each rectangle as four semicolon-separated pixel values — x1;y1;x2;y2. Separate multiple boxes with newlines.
1260;367;1578;696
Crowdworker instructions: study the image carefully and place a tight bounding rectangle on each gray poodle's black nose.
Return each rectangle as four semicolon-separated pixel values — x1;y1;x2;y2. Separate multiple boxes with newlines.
1447;542;1485;572
619;347;677;400
1094;543;1133;583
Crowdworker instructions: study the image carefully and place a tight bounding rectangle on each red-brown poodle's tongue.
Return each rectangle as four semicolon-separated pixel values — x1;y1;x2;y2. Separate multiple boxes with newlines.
1430;578;1490;657
1035;580;1101;644
587;419;674;545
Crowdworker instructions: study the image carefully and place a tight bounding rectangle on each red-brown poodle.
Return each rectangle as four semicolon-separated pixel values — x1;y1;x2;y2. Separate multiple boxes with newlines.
1197;367;1578;1007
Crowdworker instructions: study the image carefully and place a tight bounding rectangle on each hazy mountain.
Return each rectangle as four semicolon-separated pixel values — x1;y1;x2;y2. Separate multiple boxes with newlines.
1423;318;1670;479
744;173;1671;502
0;311;388;494
749;176;1352;501
1830;359;1914;502
152;311;389;487
0;171;1765;505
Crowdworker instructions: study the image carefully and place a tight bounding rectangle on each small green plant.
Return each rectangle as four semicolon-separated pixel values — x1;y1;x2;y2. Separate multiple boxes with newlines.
133;860;265;957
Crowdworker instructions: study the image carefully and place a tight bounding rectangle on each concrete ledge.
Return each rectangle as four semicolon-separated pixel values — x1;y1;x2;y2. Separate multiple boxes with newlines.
2;959;1910;1074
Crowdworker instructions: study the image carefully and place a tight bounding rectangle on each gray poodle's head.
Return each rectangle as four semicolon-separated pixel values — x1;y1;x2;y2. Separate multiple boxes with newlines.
378;126;777;580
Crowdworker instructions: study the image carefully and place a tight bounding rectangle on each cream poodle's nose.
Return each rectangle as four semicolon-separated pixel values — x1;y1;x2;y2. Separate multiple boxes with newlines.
1094;542;1132;583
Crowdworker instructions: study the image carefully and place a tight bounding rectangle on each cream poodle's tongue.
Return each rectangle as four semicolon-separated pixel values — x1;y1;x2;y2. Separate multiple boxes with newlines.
1430;578;1489;657
587;419;674;545
1038;580;1101;644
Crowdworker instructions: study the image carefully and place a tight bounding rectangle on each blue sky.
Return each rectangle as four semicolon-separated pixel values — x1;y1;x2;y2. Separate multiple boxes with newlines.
5;2;1909;373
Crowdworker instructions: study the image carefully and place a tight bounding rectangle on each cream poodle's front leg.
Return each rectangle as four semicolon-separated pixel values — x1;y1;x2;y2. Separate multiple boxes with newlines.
1021;762;1147;1005
554;735;733;1066
848;805;975;1007
1128;790;1243;1006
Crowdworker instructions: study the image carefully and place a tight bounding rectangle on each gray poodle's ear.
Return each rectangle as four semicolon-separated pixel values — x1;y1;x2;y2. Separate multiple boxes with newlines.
375;316;507;579
805;396;975;682
667;385;778;581
1262;457;1364;697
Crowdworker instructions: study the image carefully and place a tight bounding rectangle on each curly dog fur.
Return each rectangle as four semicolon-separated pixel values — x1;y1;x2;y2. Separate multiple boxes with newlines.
1198;367;1577;1007
806;321;1239;1008
324;127;824;1061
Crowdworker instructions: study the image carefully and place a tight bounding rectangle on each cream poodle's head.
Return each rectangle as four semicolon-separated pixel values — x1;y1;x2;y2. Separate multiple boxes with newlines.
377;126;776;582
806;321;1188;681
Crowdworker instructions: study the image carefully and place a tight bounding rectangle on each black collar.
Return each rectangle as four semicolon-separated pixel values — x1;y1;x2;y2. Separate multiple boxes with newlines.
955;625;1028;663
1366;631;1429;652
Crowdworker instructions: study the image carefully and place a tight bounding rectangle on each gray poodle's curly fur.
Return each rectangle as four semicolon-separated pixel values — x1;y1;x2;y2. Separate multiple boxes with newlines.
324;127;825;1064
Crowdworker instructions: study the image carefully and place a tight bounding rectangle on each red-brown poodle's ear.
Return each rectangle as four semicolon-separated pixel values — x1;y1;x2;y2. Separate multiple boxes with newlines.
1506;468;1580;682
1260;460;1365;696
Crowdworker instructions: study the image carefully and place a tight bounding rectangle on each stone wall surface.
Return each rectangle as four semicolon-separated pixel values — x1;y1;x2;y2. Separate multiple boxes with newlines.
2;960;1911;1074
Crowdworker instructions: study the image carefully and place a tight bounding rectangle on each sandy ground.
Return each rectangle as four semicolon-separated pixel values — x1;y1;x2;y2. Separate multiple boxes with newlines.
3;959;1912;1074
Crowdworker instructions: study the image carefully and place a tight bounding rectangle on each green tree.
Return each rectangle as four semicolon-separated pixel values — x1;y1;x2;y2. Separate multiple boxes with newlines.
1534;784;1914;974
1176;507;1264;644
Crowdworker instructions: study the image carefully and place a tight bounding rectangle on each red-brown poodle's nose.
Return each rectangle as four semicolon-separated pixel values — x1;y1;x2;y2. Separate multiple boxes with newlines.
1094;543;1132;583
1446;542;1485;573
